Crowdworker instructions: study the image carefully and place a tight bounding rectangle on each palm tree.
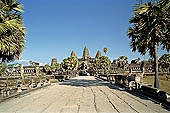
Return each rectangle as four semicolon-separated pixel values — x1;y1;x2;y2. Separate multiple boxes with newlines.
0;0;25;62
103;48;108;55
127;0;170;88
136;0;158;4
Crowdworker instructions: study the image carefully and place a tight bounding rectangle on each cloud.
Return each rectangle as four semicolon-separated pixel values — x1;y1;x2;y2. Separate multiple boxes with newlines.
39;62;47;66
9;59;47;66
18;59;28;62
16;59;29;66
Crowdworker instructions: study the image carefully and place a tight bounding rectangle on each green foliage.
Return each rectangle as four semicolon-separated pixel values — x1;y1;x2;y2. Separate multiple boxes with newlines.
128;0;170;88
44;64;51;72
0;0;25;62
44;62;59;74
166;74;170;80
0;62;7;75
127;0;170;57
51;63;59;72
148;57;154;63
29;61;32;65
131;58;140;64
61;56;78;70
117;56;128;70
103;48;108;55
95;56;111;69
159;54;170;69
136;0;158;4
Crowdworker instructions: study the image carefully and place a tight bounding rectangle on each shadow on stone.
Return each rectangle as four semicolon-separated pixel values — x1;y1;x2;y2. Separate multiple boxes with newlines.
59;76;170;112
60;77;108;87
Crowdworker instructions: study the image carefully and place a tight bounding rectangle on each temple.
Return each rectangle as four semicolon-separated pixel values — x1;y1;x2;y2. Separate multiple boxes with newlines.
71;50;76;57
6;46;160;77
95;50;101;58
82;46;90;59
77;46;95;70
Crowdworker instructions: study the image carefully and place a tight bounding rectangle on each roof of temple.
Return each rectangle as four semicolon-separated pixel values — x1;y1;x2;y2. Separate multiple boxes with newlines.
95;50;101;58
82;46;90;59
71;50;77;57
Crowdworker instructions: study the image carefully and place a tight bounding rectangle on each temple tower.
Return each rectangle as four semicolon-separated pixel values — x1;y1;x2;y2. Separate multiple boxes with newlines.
51;58;57;66
82;46;90;59
71;50;77;57
95;50;101;58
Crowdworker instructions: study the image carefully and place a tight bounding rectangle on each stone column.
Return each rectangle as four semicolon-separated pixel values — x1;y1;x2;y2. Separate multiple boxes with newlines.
20;65;25;85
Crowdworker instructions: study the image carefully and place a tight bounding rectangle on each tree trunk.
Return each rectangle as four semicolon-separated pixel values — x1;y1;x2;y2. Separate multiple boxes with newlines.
154;43;159;88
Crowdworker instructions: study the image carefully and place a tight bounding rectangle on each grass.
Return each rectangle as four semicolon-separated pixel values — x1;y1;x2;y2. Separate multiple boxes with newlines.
141;75;170;94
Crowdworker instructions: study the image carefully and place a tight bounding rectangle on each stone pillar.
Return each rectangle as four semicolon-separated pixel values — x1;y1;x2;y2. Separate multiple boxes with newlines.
36;66;41;83
20;65;25;85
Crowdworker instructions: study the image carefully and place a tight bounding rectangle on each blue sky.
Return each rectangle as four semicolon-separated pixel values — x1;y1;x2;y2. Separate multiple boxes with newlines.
16;0;167;65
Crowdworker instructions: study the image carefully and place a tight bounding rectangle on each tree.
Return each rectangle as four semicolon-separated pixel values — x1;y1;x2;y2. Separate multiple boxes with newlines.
51;62;59;73
29;61;33;65
159;54;170;75
50;58;59;73
127;0;170;88
117;56;128;70
0;62;7;76
131;58;140;64
136;0;159;4
44;64;51;74
0;0;25;62
95;56;111;74
61;56;78;71
103;48;108;55
148;57;154;63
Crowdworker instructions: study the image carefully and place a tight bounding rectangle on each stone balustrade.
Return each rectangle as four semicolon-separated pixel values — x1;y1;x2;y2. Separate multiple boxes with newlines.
98;74;170;106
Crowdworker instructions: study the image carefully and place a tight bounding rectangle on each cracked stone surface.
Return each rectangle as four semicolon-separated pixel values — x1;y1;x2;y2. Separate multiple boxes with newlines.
0;76;170;113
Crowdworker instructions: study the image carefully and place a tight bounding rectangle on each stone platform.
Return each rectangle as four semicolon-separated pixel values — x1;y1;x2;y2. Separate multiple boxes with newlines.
0;76;169;113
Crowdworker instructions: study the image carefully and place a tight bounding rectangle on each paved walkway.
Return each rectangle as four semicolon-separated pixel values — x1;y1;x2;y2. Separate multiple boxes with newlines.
0;76;169;113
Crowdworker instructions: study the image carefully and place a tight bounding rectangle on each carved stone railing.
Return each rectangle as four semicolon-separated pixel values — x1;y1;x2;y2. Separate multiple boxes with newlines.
98;74;170;105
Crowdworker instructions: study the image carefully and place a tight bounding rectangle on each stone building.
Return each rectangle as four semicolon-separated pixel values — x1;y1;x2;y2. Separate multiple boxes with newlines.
95;50;101;58
82;46;90;59
71;50;77;57
78;46;95;68
51;58;57;66
71;46;96;75
6;46;162;77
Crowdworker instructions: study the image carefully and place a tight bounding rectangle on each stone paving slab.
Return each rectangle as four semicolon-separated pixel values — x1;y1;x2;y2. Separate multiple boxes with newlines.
0;76;169;113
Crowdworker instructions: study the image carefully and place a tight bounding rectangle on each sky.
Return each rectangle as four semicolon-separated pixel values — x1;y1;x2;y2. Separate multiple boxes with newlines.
14;0;168;65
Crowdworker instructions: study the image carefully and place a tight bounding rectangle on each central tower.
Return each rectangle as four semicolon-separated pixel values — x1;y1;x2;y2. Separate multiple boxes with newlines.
82;46;90;59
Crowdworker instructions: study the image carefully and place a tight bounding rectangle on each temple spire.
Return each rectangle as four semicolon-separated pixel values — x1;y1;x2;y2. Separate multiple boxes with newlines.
83;46;90;59
51;58;57;66
71;50;76;57
95;50;101;58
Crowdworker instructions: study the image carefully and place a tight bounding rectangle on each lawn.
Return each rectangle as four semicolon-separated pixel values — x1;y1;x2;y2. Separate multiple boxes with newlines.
141;75;170;94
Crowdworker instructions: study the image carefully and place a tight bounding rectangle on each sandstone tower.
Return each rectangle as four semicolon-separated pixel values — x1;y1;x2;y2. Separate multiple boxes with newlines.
71;50;77;57
82;46;90;59
95;50;101;58
51;58;57;66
